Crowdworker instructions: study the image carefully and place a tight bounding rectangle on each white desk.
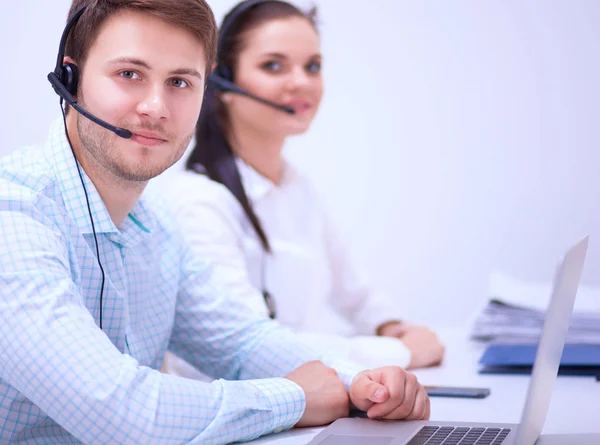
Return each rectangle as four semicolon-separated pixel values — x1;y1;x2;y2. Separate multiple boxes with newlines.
247;329;600;444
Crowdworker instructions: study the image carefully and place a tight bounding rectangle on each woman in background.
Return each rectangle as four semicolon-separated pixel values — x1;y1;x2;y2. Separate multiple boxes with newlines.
160;0;444;378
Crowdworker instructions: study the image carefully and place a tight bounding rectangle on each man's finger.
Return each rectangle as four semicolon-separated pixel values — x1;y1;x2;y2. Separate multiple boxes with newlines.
404;386;429;420
368;372;417;419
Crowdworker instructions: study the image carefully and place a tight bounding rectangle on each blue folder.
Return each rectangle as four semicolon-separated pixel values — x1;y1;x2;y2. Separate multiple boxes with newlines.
478;343;600;378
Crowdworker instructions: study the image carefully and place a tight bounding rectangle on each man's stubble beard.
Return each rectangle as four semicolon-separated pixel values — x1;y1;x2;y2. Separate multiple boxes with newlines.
75;105;193;182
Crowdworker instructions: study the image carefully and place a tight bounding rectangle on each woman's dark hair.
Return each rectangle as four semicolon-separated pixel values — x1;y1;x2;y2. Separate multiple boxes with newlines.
185;0;318;252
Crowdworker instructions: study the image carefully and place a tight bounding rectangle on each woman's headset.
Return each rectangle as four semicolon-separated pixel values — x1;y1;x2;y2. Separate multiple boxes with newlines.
208;0;295;114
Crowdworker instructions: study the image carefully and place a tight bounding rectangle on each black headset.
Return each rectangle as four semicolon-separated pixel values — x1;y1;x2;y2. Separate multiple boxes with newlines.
208;0;295;114
47;5;124;331
48;6;133;139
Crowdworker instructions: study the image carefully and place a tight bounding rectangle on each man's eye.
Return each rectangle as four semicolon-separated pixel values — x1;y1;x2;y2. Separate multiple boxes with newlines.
170;78;189;89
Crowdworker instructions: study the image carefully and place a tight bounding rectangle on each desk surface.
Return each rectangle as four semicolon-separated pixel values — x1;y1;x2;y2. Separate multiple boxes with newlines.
248;329;600;444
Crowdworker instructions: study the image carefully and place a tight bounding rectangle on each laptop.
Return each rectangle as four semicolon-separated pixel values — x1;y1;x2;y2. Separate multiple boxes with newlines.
308;236;600;445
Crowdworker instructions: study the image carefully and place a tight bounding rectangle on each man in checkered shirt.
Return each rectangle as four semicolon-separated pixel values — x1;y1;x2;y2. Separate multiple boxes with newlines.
0;0;430;443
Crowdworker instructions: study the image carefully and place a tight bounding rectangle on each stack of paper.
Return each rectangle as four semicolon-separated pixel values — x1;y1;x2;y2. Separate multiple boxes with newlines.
470;271;600;344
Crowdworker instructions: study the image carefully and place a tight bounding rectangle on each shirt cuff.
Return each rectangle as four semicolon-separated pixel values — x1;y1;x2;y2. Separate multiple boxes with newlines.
322;357;365;391
248;377;306;434
362;316;405;336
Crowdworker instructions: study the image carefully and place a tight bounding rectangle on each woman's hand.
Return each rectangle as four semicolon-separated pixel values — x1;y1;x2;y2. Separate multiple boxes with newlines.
377;321;445;369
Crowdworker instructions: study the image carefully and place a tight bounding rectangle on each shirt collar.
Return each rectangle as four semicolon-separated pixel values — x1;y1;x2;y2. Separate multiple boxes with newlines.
235;157;297;203
110;198;156;248
47;116;116;235
46;116;155;247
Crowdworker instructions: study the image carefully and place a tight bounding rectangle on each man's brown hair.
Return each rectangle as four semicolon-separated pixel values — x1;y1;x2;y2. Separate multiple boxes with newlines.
65;0;218;76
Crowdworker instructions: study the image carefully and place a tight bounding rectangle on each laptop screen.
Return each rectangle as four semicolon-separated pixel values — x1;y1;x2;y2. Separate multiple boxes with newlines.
513;236;588;445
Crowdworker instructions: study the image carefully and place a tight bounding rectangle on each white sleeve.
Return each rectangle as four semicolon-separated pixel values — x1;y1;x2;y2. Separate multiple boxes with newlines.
320;200;407;336
294;331;411;370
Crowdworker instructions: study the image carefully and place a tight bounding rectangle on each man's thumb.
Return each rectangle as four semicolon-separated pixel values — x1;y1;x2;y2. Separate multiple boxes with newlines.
367;381;389;403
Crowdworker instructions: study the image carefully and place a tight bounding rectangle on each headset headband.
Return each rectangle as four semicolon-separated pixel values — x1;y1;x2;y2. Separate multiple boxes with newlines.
216;0;293;79
54;6;87;77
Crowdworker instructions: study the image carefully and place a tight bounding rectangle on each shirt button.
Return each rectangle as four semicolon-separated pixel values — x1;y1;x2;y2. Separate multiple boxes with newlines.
273;427;284;434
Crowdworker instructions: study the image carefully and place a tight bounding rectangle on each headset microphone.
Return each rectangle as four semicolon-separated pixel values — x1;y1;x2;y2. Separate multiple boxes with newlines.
208;74;296;115
47;74;133;138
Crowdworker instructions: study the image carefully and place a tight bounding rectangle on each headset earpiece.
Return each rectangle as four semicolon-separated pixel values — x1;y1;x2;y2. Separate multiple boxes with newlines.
213;0;269;84
60;63;79;96
216;65;232;81
49;6;86;102
208;73;239;93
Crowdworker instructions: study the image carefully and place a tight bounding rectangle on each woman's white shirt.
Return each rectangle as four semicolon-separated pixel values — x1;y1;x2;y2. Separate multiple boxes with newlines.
153;159;411;371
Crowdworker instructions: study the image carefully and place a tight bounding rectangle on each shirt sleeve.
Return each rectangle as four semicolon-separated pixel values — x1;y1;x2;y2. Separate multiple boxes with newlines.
0;200;351;444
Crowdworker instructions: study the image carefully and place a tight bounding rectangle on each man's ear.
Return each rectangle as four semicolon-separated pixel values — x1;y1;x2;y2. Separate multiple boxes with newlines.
221;92;232;103
63;56;77;67
202;62;217;91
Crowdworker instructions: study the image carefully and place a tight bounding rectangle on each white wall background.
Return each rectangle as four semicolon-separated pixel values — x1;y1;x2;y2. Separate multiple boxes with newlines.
2;1;599;328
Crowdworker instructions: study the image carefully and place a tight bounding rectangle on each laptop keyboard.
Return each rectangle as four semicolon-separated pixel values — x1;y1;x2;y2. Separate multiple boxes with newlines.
406;426;511;445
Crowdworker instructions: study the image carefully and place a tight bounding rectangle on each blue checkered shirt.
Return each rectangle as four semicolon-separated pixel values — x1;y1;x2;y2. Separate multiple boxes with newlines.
0;118;363;444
